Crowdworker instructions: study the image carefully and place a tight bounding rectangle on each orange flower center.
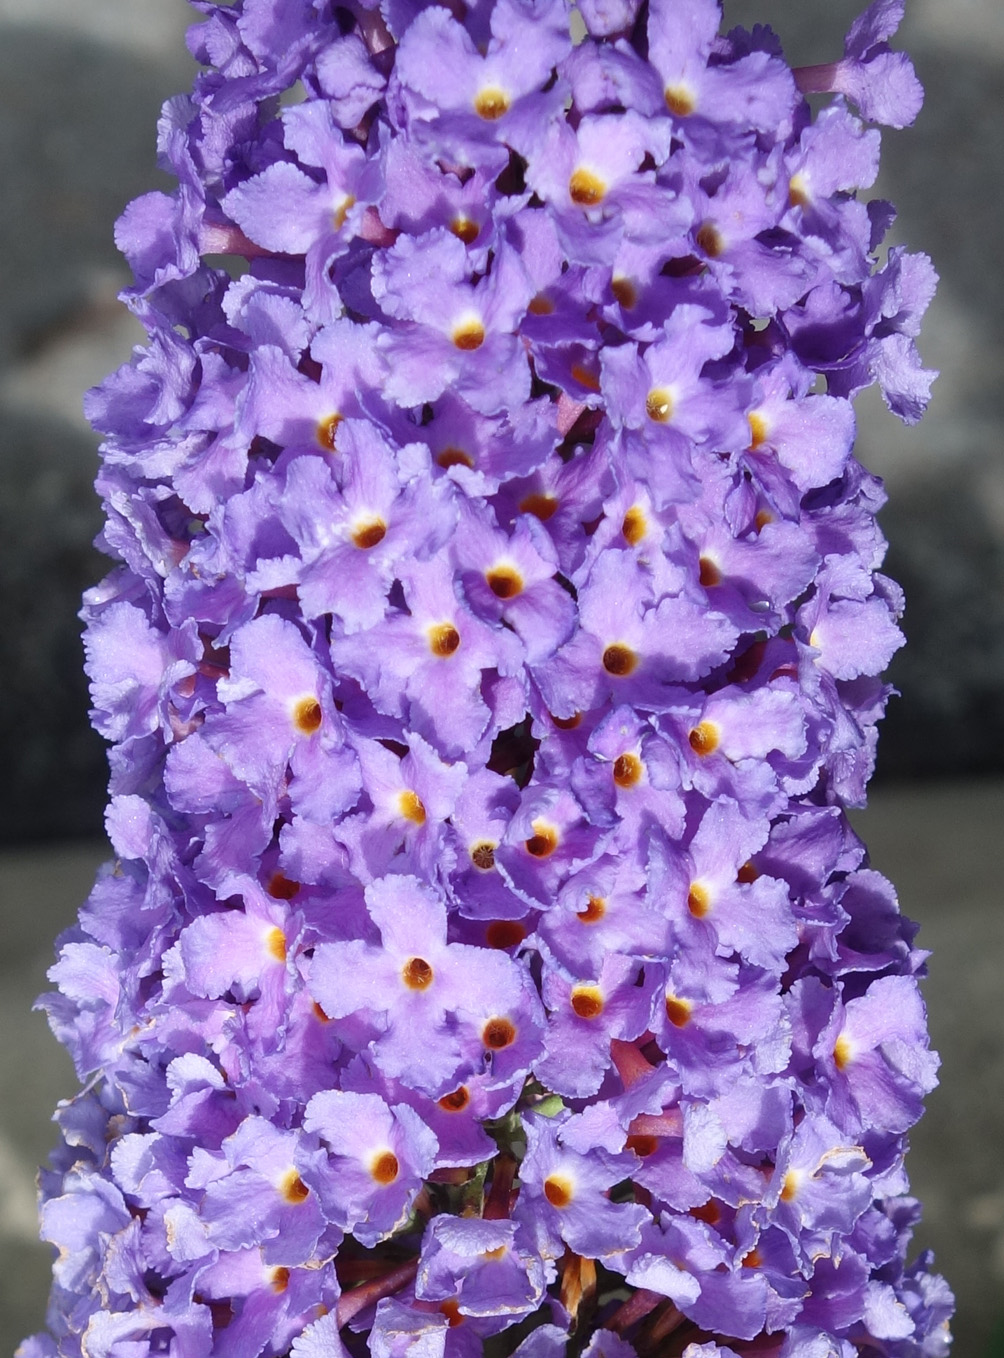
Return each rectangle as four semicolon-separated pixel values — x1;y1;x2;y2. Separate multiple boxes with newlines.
266;927;287;962
613;752;642;787
450;215;479;244
528;292;555;315
544;1174;574;1208
316;413;342;451
688;721;719;756
611;276;638;309
525;820;558;857
483;1017;516;1049
474;87;510;120
280;1170;310;1204
519;492;558;521
486;920;526;949
696;221;725;258
486;565;523;598
428;623;461;656
569;168;606;206
370;1151;400;1184
748;411;769;448
577;895;606;923
398;790;427;824
267;871;300;900
699;556;722;587
437;446;475;470
402;957;434;990
352;519;387;550
293;697;322;733
453;319;485;351
626;1134;658;1157
664;85;695;116
645;387;674;423
621;505;647;545
602;643;638;677
570;985;604;1019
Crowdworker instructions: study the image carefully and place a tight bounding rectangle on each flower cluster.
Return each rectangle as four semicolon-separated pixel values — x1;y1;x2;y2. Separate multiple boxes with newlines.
23;0;951;1355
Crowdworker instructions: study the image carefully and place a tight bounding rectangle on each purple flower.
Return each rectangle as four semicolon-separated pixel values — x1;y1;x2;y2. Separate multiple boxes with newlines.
24;0;949;1354
793;0;924;129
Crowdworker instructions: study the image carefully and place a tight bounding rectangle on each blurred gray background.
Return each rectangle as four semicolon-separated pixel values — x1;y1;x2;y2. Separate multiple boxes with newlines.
1;0;1001;1353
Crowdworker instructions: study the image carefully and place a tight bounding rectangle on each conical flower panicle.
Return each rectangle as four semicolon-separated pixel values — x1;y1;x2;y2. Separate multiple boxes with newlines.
22;1;952;1355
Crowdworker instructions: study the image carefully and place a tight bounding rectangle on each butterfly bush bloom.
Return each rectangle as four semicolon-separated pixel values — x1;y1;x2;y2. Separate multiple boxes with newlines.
23;0;953;1354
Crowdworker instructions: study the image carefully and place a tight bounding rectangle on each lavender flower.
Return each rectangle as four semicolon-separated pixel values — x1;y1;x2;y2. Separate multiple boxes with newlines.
22;0;951;1355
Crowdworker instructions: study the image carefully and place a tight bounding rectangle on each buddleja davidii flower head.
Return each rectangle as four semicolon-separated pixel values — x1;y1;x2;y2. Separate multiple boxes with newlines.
28;0;952;1351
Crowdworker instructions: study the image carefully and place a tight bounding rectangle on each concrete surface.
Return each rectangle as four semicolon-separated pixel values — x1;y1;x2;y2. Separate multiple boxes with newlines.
2;781;1003;1353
